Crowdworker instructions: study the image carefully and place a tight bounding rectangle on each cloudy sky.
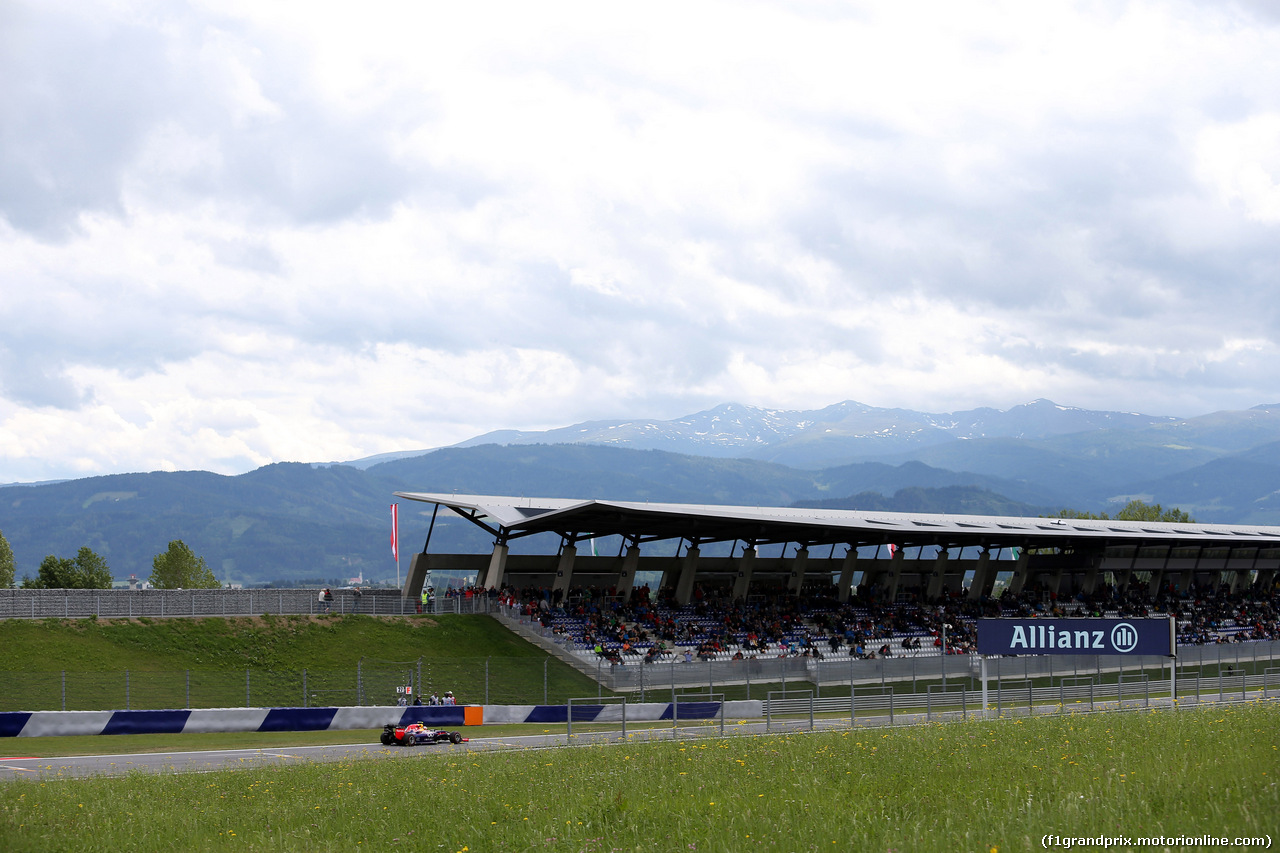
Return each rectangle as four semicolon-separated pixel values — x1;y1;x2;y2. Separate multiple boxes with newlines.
2;0;1280;484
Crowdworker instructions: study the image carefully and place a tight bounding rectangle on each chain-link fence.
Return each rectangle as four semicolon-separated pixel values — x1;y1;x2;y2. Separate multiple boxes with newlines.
0;655;589;712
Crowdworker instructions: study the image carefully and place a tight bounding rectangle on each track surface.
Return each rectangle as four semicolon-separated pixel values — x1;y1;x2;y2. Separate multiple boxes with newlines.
0;733;581;781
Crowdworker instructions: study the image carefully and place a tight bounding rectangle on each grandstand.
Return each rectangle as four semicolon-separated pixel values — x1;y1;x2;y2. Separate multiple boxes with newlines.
394;494;1280;673
396;493;1280;604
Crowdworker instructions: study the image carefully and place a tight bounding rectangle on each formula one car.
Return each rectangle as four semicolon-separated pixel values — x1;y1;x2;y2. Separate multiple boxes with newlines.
381;722;467;747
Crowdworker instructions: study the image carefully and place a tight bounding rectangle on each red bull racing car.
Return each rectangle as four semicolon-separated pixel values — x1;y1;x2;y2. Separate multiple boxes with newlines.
381;721;467;747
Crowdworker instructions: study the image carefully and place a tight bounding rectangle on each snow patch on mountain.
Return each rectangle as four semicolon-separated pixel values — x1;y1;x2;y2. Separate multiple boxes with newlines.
446;399;1183;466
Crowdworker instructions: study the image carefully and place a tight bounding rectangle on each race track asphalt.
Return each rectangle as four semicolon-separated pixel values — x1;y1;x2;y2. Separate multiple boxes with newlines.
0;733;575;781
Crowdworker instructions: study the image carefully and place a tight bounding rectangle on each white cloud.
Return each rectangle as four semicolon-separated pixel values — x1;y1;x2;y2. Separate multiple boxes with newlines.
3;0;1280;481
1197;113;1280;223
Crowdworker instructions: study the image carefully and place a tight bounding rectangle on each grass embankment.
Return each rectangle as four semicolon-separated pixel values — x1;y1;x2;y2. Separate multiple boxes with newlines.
2;703;1277;852
0;613;538;670
0;614;602;710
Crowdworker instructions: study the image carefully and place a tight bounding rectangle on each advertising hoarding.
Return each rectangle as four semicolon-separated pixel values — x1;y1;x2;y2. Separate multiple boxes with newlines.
976;618;1174;656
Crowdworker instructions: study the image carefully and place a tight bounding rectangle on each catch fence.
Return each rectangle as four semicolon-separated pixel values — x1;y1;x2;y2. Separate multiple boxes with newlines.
761;667;1280;728
0;656;571;712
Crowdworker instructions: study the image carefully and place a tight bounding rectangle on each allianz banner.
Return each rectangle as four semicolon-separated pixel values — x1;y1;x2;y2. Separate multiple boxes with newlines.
977;618;1174;656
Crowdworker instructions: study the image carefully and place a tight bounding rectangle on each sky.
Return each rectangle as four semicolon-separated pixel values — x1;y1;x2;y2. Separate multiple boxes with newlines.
2;0;1280;484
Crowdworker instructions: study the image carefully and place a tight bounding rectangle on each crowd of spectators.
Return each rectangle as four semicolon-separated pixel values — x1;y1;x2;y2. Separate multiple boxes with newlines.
431;577;1280;665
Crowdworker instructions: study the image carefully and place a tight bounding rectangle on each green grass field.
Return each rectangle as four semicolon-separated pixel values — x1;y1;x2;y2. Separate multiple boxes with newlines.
0;613;550;670
0;614;603;709
2;703;1277;852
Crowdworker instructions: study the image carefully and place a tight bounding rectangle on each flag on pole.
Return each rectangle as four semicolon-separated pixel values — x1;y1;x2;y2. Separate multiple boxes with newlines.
391;503;399;562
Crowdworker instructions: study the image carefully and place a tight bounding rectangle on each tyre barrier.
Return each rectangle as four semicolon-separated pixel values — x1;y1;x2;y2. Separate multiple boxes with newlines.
0;701;763;737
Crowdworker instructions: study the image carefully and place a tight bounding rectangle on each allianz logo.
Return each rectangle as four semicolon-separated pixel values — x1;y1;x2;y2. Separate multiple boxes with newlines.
1009;622;1140;653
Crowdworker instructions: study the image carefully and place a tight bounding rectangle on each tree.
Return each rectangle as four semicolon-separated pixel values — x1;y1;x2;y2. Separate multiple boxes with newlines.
1113;499;1192;523
0;528;14;588
1050;500;1194;523
28;555;71;589
149;540;219;589
24;547;113;589
72;547;114;588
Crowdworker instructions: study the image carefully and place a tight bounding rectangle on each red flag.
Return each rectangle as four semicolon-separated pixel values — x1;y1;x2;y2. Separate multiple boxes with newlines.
391;503;399;561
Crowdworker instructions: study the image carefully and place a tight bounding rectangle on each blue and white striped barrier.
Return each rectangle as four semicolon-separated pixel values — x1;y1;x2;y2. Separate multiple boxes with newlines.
0;706;463;738
0;701;762;737
482;701;762;724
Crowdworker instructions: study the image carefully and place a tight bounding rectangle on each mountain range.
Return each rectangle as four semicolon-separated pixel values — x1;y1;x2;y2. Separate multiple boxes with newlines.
4;399;1280;586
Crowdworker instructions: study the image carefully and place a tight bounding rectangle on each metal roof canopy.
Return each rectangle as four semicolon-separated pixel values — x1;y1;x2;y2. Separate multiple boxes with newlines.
393;493;1280;554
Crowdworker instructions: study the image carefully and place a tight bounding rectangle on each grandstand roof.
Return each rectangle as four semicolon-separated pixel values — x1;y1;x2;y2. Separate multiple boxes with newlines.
393;493;1280;552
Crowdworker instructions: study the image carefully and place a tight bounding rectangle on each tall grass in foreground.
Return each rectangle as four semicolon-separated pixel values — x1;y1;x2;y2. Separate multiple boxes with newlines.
3;703;1278;852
